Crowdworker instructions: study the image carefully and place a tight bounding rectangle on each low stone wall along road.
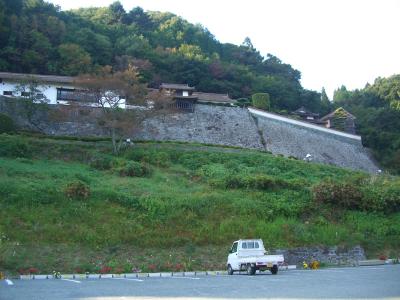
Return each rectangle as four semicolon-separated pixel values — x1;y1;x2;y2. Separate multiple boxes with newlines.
1;265;399;300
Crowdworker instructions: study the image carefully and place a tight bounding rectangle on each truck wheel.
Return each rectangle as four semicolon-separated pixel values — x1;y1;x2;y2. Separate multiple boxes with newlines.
270;265;278;275
227;265;234;275
247;264;256;276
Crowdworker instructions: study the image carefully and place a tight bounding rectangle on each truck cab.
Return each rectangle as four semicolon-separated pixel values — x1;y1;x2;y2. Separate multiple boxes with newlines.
227;239;284;275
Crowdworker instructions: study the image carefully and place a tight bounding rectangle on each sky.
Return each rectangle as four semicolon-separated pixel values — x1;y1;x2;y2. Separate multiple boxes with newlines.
47;0;400;98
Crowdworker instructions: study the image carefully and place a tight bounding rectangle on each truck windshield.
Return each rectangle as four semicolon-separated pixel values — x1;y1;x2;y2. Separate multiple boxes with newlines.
242;241;260;249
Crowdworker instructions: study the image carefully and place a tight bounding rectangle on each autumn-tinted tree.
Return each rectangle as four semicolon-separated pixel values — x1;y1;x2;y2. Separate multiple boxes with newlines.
75;66;173;154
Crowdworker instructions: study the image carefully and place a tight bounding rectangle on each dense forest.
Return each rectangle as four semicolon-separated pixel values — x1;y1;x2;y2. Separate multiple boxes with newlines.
0;0;330;112
0;0;399;173
333;76;400;173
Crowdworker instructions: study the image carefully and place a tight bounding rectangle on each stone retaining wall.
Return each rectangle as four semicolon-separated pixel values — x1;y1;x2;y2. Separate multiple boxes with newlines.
0;98;379;172
250;109;379;173
135;104;263;149
274;245;366;266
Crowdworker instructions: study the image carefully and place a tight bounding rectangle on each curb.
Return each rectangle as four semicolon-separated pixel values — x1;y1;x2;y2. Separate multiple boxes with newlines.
358;260;386;266
16;266;297;280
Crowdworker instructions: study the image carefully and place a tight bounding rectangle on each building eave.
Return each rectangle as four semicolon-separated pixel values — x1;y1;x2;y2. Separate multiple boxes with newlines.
0;72;75;84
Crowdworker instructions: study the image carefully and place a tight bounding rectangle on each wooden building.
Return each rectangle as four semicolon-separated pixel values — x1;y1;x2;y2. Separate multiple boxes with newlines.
193;92;235;105
159;83;235;112
159;83;197;112
293;106;325;125
320;107;356;134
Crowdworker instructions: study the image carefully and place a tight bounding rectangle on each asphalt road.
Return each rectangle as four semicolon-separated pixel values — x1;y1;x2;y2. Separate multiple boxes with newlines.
1;265;399;300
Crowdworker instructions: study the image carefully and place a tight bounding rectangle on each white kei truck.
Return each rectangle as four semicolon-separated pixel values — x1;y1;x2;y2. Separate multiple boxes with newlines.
227;239;284;275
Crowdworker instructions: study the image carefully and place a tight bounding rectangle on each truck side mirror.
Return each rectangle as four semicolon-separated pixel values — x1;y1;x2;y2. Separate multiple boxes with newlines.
228;249;232;254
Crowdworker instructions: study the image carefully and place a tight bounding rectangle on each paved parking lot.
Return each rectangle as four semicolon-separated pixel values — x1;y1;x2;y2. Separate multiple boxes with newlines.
1;265;399;299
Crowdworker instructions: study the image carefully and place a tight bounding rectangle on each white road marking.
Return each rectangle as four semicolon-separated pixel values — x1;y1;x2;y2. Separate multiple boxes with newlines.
5;279;13;285
316;269;346;272
167;277;201;280
61;279;81;284
111;278;144;282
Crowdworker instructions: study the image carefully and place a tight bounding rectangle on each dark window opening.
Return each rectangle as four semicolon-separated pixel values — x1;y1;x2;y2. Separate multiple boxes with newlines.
3;91;13;96
231;242;238;253
57;88;95;102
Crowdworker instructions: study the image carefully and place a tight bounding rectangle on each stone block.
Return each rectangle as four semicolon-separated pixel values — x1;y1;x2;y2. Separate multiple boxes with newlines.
359;260;385;266
33;275;48;280
195;271;206;276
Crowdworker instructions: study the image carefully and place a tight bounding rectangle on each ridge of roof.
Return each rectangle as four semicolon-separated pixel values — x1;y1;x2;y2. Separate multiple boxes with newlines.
160;83;195;90
0;72;75;84
320;107;356;120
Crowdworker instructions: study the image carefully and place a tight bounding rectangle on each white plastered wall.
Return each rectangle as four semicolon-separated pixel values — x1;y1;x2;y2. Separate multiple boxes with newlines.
0;80;74;105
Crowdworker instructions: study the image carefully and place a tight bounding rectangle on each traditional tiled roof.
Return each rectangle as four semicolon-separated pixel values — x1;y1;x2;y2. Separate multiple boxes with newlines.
0;72;74;84
193;92;234;103
293;106;320;117
160;83;195;90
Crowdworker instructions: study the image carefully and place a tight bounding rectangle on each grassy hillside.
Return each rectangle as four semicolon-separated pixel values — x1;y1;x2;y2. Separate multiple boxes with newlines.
0;133;399;274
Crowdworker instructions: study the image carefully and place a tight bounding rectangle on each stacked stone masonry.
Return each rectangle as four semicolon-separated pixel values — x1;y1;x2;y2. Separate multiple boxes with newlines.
251;110;378;172
0;98;379;172
274;246;366;266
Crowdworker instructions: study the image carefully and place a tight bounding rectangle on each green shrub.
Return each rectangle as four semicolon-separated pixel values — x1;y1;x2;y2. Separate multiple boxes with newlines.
361;178;400;213
0;138;32;158
34;183;64;205
118;161;152;177
64;181;90;200
124;149;171;167
89;155;113;170
0;113;16;134
251;93;270;110
95;188;141;208
225;174;288;190
312;180;363;210
235;98;251;107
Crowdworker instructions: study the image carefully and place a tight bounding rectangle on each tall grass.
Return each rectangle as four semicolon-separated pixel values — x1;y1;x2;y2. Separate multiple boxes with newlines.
0;134;399;273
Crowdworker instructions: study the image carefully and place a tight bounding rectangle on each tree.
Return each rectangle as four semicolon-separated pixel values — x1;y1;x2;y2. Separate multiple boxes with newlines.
58;43;92;76
321;87;329;103
13;76;50;130
251;93;270;110
320;87;332;114
369;75;400;110
74;65;173;155
126;6;152;29
242;37;254;49
108;1;126;24
333;85;351;104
